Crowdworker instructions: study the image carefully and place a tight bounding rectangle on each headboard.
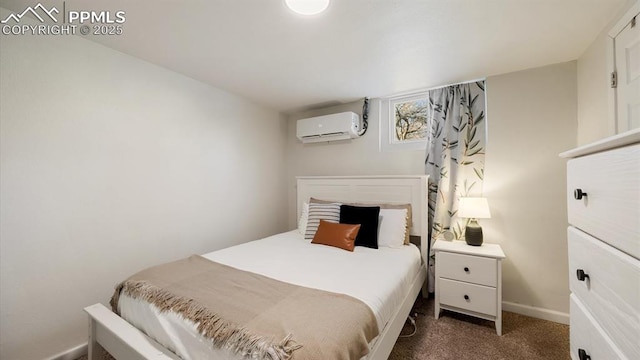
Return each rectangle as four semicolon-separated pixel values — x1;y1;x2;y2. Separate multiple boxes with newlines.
296;175;429;262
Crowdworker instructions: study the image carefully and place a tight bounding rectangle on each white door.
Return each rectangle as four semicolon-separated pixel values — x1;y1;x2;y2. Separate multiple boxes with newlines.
615;14;640;133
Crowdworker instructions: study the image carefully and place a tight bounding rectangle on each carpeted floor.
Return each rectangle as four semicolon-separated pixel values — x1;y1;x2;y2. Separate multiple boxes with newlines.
388;296;569;360
77;296;569;360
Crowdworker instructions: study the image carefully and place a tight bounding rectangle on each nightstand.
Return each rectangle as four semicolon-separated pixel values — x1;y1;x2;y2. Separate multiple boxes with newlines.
433;240;506;335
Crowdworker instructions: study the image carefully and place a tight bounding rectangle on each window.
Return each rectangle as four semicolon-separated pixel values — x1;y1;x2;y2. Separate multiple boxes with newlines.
380;92;429;151
392;96;428;143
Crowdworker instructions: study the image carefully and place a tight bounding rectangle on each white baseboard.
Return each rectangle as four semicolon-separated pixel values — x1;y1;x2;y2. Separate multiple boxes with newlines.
503;301;569;325
44;342;88;360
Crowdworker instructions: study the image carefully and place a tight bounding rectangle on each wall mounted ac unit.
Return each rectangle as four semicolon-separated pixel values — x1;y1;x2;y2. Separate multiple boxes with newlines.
296;111;360;143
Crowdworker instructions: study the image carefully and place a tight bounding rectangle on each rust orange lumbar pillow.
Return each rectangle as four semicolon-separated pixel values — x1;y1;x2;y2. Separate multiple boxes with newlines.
311;220;361;251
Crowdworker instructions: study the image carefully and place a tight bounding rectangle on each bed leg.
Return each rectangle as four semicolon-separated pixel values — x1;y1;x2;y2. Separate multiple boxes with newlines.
88;316;98;360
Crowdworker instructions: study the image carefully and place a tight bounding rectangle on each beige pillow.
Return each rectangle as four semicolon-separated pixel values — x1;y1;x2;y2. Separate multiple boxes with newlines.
311;220;361;252
310;197;412;244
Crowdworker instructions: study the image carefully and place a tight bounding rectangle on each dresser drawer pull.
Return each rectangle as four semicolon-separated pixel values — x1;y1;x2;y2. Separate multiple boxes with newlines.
578;348;591;360
463;295;469;301
573;189;587;200
464;267;470;272
576;269;590;281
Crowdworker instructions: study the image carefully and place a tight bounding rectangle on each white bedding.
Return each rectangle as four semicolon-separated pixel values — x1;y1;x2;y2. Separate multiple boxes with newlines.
118;230;423;359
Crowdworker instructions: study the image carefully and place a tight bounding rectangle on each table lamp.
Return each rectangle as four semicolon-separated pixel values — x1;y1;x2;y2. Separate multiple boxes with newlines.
458;197;491;246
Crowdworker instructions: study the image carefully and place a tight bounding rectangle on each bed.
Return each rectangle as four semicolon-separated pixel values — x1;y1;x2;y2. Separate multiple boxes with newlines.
84;175;429;360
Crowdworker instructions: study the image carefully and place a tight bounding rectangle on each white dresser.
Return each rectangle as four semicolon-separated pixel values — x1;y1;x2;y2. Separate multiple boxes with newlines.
560;129;640;360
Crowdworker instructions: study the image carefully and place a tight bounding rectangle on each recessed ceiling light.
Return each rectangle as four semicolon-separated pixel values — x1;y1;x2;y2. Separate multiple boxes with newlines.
285;0;330;15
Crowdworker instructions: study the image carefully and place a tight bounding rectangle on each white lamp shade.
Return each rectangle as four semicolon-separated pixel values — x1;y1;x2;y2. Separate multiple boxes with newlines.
458;197;491;219
285;0;330;15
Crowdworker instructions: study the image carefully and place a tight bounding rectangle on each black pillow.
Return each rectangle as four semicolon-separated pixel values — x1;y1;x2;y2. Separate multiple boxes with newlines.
339;205;381;249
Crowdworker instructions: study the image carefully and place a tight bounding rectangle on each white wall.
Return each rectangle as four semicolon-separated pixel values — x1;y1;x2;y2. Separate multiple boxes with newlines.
286;101;425;227
577;0;638;145
484;61;577;316
0;11;288;359
286;62;577;318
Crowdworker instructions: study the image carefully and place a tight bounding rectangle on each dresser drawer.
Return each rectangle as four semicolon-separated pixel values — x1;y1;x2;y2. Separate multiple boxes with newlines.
568;227;640;358
570;294;627;360
436;252;497;287
438;278;497;316
566;144;640;259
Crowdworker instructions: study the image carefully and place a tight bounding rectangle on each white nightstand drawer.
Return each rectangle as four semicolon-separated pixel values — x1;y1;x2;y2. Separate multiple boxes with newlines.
570;295;626;360
438;278;497;316
437;252;497;287
567;143;640;259
568;227;640;358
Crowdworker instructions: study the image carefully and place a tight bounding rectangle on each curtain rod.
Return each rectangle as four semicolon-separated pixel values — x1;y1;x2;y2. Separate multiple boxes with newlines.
380;77;486;100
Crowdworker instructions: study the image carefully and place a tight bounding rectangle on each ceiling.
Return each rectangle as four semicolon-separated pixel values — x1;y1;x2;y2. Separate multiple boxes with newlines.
0;0;628;112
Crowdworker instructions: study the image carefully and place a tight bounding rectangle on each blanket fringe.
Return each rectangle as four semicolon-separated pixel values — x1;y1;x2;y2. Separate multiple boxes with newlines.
111;280;301;360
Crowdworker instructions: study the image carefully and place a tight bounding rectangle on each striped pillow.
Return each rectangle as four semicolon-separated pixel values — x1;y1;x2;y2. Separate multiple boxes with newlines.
305;202;341;241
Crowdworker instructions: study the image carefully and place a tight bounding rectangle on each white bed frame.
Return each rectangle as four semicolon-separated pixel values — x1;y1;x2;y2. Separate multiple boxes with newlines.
84;175;429;360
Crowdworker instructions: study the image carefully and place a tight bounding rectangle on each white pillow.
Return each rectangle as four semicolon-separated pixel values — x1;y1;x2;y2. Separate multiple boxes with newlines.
298;202;309;235
377;208;408;248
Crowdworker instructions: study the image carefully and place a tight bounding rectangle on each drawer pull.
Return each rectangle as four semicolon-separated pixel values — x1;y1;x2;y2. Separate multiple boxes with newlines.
578;349;591;360
464;267;470;272
463;295;469;301
573;189;587;200
576;269;590;281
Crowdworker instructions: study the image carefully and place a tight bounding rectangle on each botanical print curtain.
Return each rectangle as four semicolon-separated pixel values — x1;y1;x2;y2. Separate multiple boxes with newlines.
425;81;486;292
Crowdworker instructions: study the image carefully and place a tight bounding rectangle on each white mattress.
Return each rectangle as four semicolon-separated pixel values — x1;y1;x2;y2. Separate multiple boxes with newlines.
118;230;423;359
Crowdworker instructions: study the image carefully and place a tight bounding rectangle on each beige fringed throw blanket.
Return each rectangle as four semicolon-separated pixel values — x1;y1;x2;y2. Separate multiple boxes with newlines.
111;255;378;360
